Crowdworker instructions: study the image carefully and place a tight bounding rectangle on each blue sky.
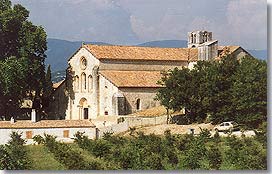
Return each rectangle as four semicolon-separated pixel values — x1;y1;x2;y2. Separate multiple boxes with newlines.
11;0;267;50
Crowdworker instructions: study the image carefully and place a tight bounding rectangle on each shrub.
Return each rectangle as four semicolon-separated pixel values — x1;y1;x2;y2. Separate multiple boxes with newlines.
33;135;45;144
0;132;30;170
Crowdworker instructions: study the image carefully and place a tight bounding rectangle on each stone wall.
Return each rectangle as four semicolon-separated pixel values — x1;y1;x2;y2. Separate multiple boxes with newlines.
232;48;249;60
119;88;160;114
0;127;96;145
100;59;188;71
99;75;119;116
50;82;68;120
96;115;168;138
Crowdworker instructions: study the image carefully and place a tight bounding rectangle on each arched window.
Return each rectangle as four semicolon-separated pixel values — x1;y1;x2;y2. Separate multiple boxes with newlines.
191;33;194;43
80;57;87;70
203;33;207;42
74;75;79;91
136;99;141;110
76;76;79;90
81;73;86;91
88;75;93;92
193;34;196;43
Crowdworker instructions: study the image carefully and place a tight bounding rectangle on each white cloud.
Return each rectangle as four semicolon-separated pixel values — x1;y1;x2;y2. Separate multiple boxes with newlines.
10;0;267;49
225;0;267;49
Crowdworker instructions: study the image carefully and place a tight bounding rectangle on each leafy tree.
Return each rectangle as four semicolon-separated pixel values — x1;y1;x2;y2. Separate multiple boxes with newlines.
41;65;53;115
0;0;47;119
156;55;266;127
230;56;267;128
0;57;28;119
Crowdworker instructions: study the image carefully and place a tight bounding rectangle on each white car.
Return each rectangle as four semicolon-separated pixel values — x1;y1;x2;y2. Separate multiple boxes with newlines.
214;121;239;132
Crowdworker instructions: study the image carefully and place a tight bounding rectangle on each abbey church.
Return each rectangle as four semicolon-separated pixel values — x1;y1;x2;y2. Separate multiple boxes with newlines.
51;31;250;120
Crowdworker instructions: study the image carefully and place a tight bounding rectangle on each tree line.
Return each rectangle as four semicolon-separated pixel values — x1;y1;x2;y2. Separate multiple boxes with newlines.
156;54;267;128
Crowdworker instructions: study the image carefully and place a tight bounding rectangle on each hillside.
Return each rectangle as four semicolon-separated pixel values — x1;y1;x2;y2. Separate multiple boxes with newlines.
46;39;111;71
247;49;267;60
137;40;187;48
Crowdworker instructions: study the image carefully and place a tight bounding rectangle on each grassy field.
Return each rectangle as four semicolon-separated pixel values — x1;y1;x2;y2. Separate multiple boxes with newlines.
25;145;66;170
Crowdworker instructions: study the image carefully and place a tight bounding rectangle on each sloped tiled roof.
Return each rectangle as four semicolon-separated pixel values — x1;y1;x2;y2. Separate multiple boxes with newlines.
218;45;240;52
53;80;65;89
100;70;163;88
84;44;198;62
0;120;95;129
217;46;241;59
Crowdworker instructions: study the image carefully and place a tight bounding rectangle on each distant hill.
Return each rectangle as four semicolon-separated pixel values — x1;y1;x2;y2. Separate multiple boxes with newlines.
247;50;267;60
51;70;66;83
46;38;110;71
137;40;187;48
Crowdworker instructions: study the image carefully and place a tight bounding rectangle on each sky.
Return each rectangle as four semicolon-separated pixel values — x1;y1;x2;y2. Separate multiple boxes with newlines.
11;0;267;50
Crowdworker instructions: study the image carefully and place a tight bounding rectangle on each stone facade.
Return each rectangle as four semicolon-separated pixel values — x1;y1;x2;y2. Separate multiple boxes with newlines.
51;30;251;120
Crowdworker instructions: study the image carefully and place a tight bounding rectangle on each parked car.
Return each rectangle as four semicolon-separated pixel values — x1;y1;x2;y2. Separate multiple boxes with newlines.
214;121;240;132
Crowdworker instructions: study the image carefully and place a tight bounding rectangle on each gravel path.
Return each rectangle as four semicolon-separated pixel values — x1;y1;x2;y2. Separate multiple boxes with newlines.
123;123;215;136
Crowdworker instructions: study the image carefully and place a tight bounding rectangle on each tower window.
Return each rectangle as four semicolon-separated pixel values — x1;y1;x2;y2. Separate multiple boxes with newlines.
193;34;196;43
136;99;141;110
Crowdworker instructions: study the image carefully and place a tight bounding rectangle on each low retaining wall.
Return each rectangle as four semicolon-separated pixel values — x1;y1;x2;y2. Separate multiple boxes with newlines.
0;127;96;145
97;115;168;138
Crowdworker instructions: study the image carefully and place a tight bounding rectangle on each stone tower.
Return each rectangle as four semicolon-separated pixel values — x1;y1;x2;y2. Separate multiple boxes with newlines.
188;30;218;60
187;30;213;48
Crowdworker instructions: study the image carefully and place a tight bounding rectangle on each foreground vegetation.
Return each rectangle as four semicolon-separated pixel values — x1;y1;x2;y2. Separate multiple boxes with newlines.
0;129;266;170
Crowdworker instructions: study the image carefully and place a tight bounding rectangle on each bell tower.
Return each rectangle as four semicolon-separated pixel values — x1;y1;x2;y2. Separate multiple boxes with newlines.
187;30;218;60
187;30;213;48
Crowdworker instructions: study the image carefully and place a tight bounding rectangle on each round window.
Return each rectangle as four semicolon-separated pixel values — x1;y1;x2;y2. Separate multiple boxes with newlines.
81;57;87;69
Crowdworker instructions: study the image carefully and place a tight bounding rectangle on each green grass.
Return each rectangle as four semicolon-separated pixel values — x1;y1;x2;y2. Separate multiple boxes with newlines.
67;143;113;169
25;144;66;170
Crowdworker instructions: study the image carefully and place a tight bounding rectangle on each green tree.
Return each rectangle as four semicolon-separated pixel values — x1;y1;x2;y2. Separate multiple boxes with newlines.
230;56;267;128
156;54;266;127
0;57;28;119
41;65;53;116
0;0;47;119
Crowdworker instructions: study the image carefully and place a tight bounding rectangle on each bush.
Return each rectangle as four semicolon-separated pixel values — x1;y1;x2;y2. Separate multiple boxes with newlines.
0;132;30;170
33;135;45;144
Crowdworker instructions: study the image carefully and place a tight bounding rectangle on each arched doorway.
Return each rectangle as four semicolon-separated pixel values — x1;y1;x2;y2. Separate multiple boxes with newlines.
79;98;89;119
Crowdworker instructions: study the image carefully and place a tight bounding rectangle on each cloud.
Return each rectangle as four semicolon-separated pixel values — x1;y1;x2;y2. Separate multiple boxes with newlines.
225;0;267;49
11;0;140;44
11;0;267;49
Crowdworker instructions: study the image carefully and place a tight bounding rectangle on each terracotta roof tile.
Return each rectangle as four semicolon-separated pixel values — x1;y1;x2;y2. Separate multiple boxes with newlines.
100;70;163;88
217;45;240;58
53;80;65;89
84;44;198;62
0;120;95;129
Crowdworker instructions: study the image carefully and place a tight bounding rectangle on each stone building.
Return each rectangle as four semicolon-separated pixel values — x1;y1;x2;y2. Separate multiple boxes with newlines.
51;30;251;120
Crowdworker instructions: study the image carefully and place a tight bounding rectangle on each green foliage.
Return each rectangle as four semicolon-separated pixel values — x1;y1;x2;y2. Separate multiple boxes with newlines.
42;65;53;107
156;55;267;128
0;0;47;119
0;132;30;170
43;134;105;170
33;134;45;144
220;136;267;169
179;137;207;169
2;131;265;170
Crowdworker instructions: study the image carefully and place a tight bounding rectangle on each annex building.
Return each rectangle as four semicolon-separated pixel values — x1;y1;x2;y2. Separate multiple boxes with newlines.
51;30;250;120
